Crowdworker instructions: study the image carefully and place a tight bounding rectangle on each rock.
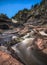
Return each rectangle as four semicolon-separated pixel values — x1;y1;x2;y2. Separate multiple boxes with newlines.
0;51;23;65
0;24;9;30
18;27;29;36
22;30;34;39
12;19;19;24
11;37;47;65
0;46;11;54
12;36;18;40
39;31;47;36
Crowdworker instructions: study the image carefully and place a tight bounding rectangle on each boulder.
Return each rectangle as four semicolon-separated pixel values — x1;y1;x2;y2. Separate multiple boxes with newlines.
0;51;23;65
11;37;47;65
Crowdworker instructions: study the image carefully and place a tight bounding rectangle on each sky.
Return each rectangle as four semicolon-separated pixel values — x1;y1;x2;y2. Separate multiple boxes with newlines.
0;0;42;18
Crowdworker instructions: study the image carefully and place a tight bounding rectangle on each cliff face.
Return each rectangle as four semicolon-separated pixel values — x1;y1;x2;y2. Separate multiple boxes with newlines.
0;14;12;30
26;0;47;26
12;0;47;27
0;0;47;29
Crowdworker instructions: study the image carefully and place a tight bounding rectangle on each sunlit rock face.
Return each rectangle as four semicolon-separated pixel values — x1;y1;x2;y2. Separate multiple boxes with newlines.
0;51;23;65
12;19;19;24
11;38;47;65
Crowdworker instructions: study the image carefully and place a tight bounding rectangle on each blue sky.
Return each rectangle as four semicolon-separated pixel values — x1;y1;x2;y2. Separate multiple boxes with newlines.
0;0;42;18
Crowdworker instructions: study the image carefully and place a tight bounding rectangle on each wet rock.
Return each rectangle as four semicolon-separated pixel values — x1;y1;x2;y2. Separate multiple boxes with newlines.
11;37;47;65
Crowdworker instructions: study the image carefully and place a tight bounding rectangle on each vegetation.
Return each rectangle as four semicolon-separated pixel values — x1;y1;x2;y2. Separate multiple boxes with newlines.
12;0;46;25
12;8;29;24
0;14;9;19
0;0;46;27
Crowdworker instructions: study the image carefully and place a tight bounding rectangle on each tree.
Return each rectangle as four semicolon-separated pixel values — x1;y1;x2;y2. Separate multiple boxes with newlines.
0;14;9;19
12;8;29;23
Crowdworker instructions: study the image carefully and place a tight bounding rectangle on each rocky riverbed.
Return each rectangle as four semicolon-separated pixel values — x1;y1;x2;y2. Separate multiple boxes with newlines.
0;27;47;65
0;0;47;65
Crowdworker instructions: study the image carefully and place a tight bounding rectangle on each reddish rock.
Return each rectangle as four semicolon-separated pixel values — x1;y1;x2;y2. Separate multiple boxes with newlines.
0;51;23;65
34;36;47;54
